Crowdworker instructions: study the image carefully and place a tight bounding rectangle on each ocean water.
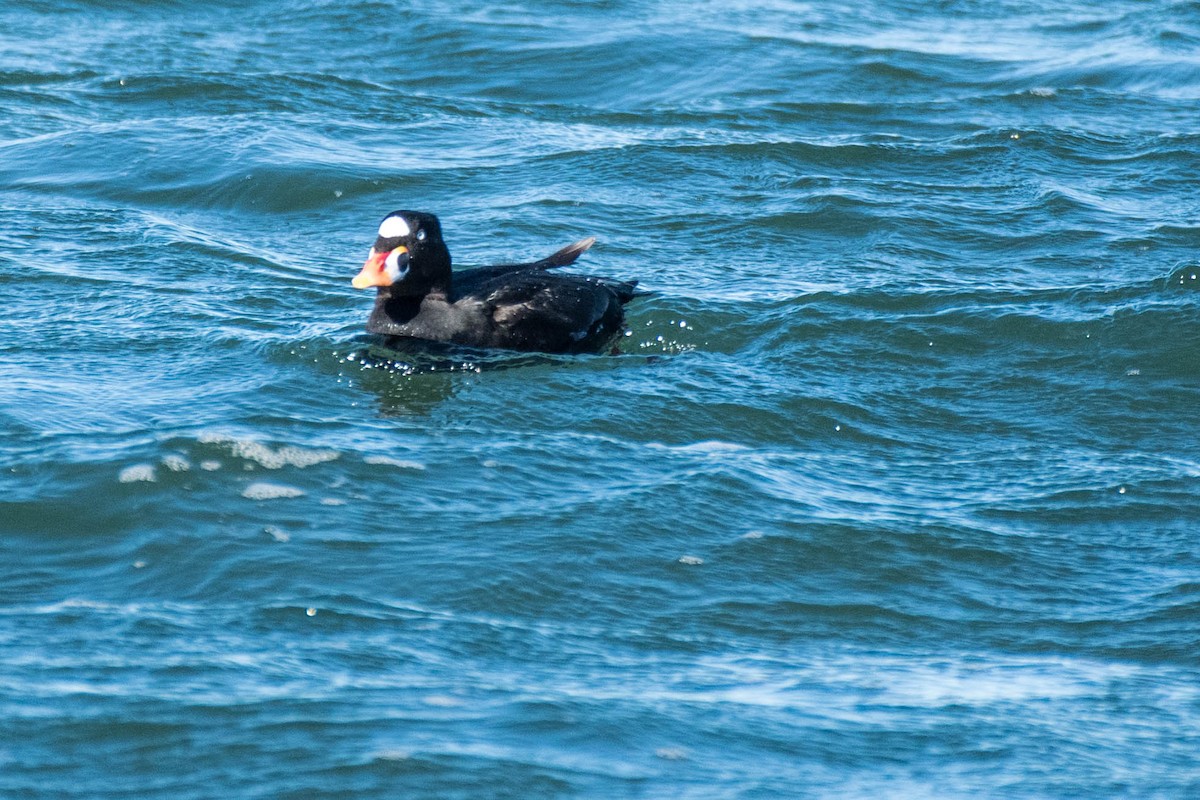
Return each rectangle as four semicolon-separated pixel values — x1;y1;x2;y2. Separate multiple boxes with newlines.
2;0;1199;796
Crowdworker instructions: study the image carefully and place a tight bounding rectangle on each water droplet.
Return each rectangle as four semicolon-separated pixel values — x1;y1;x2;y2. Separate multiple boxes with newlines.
678;555;703;565
133;561;146;569
306;607;317;617
1118;486;1127;495
835;425;841;432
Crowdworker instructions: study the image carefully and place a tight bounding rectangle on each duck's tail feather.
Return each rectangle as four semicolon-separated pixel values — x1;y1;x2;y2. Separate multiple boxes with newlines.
532;236;596;269
598;278;639;304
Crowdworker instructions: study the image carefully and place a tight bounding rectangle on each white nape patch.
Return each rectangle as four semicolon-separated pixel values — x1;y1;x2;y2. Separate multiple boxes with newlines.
378;215;411;239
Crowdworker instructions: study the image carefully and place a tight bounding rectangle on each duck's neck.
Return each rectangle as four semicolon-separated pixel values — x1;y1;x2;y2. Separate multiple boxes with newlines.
368;281;455;333
427;248;454;298
375;290;423;325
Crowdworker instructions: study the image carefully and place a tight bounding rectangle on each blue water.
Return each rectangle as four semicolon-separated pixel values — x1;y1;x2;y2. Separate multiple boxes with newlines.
3;1;1200;797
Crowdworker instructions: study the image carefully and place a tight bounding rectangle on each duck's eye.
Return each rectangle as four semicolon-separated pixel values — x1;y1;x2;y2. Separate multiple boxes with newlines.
416;229;426;241
378;215;411;238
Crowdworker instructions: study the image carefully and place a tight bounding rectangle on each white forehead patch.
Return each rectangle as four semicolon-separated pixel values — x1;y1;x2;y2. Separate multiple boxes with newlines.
378;215;411;239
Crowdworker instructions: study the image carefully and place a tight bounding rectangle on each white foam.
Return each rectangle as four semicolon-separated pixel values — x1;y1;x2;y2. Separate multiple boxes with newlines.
242;482;304;500
363;455;426;470
118;464;157;483
264;525;291;542
161;454;191;472
198;433;338;469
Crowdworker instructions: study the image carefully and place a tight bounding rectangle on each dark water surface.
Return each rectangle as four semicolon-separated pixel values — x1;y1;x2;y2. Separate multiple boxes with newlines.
3;1;1200;797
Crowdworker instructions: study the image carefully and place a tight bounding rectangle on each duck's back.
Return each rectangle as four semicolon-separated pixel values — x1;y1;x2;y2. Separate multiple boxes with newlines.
467;268;634;353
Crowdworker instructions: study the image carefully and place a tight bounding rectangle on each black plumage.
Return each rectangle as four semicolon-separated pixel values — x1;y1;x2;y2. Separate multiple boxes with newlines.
352;211;637;353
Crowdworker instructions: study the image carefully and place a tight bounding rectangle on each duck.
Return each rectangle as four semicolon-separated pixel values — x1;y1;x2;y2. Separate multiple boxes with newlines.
351;210;638;354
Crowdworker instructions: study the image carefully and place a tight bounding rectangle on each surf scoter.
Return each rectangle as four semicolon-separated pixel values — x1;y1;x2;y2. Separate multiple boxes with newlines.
351;211;637;353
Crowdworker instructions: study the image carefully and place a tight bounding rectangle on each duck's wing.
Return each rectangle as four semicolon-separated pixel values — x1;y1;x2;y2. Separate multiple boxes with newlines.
476;271;628;352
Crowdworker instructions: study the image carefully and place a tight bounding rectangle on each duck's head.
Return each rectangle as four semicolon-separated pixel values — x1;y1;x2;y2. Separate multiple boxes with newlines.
352;210;451;296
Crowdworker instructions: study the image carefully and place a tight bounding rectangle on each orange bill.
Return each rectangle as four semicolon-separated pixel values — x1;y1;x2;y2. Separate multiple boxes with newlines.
352;246;407;289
